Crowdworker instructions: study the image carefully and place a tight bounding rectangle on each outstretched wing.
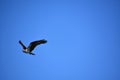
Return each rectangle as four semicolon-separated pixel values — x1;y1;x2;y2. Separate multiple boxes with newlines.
19;40;27;49
28;39;47;52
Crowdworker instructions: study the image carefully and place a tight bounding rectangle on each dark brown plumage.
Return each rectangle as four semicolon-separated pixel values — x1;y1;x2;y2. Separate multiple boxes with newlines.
19;39;47;55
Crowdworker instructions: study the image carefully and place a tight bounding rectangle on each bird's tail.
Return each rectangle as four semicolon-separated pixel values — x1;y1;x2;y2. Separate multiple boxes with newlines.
30;53;35;55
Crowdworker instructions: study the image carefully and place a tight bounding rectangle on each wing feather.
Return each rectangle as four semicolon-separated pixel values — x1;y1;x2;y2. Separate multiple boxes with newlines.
19;40;26;49
28;39;47;52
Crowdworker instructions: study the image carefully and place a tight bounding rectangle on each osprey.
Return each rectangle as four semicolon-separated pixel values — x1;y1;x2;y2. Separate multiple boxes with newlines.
19;39;47;55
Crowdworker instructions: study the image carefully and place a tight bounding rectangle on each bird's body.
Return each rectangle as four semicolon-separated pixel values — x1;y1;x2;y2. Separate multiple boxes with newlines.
19;39;47;55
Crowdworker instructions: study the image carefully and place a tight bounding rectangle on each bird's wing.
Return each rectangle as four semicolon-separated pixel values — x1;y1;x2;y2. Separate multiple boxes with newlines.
19;40;26;49
28;39;47;52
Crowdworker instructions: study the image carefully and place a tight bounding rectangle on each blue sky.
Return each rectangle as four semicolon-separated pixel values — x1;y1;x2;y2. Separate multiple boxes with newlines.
0;0;120;80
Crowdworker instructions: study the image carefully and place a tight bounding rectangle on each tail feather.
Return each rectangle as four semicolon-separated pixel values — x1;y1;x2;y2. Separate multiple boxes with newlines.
30;53;35;55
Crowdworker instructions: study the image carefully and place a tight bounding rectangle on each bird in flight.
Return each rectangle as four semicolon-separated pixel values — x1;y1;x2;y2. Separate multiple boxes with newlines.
19;39;47;55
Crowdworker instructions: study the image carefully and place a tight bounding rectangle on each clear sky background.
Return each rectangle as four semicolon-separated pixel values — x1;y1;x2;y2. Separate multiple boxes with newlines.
0;0;120;80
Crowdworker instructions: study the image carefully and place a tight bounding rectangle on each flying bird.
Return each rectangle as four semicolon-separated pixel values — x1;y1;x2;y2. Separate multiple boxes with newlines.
19;39;47;55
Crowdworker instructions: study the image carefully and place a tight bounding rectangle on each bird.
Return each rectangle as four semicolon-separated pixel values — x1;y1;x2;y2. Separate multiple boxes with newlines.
19;39;47;55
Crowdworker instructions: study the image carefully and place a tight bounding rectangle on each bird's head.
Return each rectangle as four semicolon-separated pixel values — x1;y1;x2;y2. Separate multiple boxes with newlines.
22;49;29;53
